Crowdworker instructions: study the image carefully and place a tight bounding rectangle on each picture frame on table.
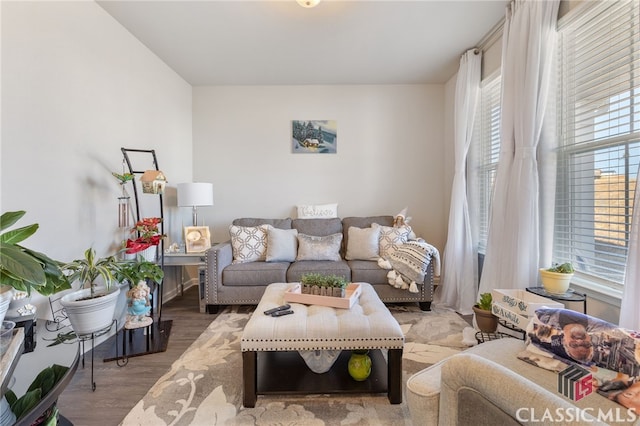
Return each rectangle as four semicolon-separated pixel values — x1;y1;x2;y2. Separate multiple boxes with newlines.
184;226;211;253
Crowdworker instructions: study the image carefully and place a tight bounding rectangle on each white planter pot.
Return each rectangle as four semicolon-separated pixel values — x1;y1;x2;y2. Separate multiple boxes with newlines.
0;286;15;324
140;246;157;262
60;286;121;336
539;269;574;295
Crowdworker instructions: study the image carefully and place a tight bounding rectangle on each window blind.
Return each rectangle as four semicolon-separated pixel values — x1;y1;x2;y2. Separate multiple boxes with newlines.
474;75;501;253
555;0;640;286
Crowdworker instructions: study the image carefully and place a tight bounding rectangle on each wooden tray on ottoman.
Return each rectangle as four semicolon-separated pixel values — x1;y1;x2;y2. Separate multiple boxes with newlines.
284;283;362;309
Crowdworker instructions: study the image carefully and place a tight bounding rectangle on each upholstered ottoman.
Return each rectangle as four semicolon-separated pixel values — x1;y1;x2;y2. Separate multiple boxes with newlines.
240;282;404;408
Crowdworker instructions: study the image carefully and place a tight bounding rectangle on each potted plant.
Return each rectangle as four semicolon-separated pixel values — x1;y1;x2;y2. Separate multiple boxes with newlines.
300;273;348;297
472;292;498;333
539;262;574;295
115;256;164;288
325;274;349;297
113;256;164;325
124;217;165;262
301;273;324;295
60;248;122;336
0;211;71;322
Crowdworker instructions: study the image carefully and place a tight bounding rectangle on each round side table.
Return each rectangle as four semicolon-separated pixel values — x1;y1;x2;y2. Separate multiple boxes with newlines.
526;286;587;314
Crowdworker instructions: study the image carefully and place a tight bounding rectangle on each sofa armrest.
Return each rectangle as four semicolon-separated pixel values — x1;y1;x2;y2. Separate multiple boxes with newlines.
406;357;447;426
205;241;233;305
439;353;606;426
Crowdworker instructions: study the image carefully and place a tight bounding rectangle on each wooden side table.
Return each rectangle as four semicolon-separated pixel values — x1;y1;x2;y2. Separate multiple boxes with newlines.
526;286;587;314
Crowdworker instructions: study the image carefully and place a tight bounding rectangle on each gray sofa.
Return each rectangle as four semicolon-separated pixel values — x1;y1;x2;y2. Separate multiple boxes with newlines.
203;216;434;314
406;338;637;425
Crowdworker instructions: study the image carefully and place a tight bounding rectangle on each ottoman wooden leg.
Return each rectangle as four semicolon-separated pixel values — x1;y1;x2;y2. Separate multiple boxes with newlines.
388;348;403;404
243;351;257;408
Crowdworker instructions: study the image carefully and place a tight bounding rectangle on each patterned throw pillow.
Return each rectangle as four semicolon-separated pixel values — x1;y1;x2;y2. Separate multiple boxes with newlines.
296;233;342;261
373;223;413;258
229;224;268;264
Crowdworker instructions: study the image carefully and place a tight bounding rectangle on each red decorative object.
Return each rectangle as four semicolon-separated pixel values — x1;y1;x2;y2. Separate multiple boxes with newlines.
125;217;165;254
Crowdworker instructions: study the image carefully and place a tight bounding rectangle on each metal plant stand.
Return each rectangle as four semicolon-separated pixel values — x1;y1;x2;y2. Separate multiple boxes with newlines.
102;148;172;362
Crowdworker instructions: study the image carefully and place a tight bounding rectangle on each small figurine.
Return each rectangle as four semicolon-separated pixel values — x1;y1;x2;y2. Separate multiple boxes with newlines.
126;281;151;322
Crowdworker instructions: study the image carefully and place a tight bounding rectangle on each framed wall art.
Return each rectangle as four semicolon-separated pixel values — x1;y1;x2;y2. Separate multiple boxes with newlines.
184;226;211;253
292;120;337;154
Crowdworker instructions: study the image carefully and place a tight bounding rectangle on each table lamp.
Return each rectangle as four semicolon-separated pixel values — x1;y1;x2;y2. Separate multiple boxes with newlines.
177;182;214;226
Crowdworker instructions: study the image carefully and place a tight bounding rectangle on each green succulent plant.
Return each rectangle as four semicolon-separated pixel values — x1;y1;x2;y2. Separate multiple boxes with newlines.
476;292;493;311
547;262;574;274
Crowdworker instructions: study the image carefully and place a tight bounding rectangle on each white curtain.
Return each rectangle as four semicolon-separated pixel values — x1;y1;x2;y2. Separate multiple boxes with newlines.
620;165;640;330
435;49;481;315
479;0;560;295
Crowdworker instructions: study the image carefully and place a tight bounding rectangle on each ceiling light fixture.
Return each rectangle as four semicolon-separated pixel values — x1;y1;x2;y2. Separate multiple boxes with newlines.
297;0;321;8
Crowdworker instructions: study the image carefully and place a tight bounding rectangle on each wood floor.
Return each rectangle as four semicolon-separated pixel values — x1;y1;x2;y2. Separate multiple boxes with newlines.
57;286;214;425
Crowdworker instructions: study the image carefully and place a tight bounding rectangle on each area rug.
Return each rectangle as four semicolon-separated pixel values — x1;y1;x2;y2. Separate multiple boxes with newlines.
120;305;471;426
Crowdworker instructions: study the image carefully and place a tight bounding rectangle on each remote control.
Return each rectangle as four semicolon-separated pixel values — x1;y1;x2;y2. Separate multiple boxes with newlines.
271;309;294;317
264;304;291;315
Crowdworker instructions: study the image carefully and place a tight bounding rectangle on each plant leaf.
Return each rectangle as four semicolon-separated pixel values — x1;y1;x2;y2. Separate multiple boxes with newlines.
0;210;26;232
11;388;42;419
4;390;17;407
0;243;45;285
27;366;56;396
0;224;38;245
51;364;70;383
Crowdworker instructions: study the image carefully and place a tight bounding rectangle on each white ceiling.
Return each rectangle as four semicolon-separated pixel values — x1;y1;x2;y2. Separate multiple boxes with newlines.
97;0;508;86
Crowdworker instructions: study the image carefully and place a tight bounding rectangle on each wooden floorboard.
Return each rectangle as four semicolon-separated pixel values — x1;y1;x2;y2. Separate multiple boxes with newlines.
56;286;215;425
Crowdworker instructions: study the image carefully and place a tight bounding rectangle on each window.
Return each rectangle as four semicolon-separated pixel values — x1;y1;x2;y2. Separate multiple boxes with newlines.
473;74;501;253
555;0;640;287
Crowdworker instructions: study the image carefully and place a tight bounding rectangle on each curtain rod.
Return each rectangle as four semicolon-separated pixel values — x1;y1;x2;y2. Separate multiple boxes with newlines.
461;48;480;59
476;16;506;52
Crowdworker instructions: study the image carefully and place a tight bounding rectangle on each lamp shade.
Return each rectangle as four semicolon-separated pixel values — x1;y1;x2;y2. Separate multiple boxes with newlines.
177;183;214;207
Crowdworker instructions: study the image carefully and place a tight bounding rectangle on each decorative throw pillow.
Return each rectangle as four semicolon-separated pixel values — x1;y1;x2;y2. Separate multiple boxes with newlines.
373;223;413;258
297;203;338;219
229;224;268;264
296;233;342;261
345;226;380;261
266;227;298;262
521;308;640;411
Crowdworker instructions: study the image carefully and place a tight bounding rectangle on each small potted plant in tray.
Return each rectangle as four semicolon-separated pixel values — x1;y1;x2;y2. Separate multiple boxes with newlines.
300;273;348;297
539;262;574;295
301;273;324;295
325;275;349;297
472;292;498;333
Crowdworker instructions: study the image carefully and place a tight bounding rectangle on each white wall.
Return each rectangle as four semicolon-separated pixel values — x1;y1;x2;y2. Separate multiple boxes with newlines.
192;85;448;251
1;1;193;315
